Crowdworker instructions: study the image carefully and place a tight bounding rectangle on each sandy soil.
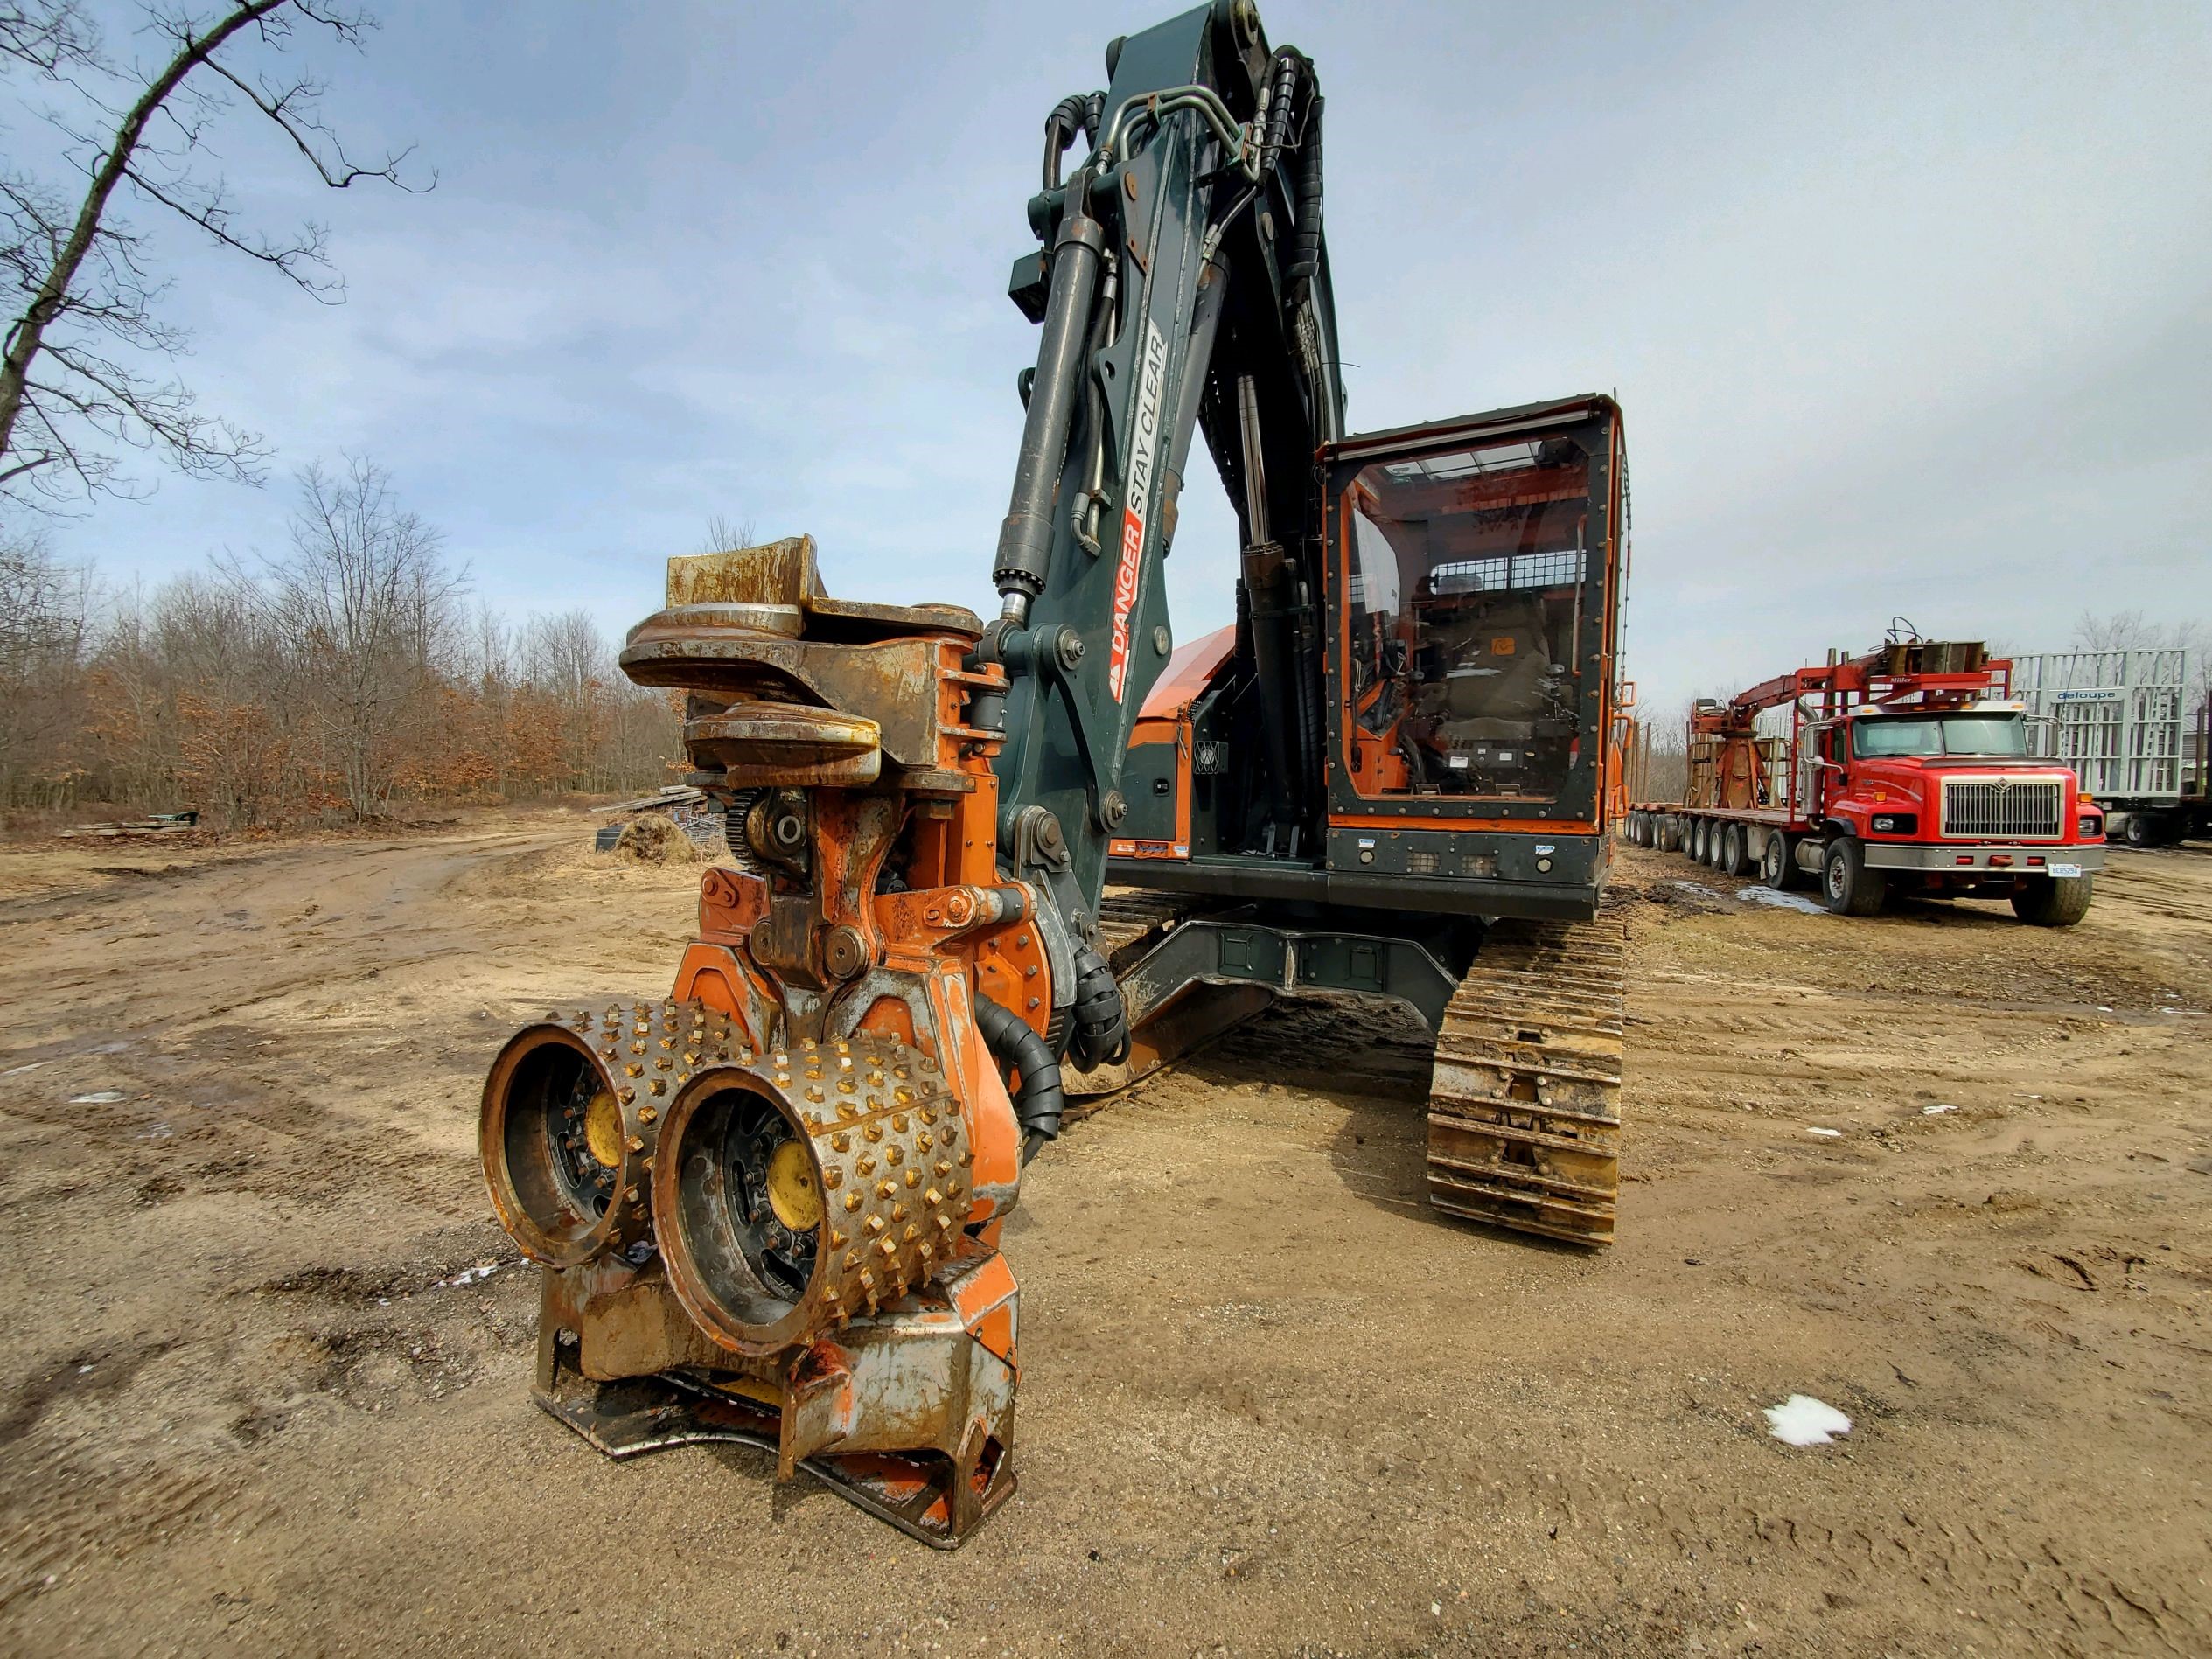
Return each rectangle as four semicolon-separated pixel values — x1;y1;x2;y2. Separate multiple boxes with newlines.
0;817;2206;1656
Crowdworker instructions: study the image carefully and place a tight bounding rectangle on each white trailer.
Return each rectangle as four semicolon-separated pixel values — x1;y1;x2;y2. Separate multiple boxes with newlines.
2013;650;2208;846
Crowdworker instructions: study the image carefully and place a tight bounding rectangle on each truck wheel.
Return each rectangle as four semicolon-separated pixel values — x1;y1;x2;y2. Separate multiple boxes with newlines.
2013;875;2092;926
2121;813;2153;849
1700;820;1720;866
1686;819;1704;861
1821;837;1888;917
1760;832;1798;889
1720;822;1750;877
1658;816;1680;851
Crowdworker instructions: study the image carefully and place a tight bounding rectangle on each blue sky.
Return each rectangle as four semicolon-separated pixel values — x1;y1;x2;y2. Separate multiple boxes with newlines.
23;0;2212;719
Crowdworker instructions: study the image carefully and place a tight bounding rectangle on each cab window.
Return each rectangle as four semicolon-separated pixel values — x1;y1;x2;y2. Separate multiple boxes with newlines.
1342;435;1594;801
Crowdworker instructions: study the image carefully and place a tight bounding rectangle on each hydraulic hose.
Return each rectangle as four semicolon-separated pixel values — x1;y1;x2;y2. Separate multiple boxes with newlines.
1043;93;1099;193
1258;47;1305;174
1287;91;1325;291
975;993;1065;1163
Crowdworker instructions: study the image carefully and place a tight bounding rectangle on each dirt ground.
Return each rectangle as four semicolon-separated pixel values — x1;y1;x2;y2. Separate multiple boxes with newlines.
0;812;2207;1657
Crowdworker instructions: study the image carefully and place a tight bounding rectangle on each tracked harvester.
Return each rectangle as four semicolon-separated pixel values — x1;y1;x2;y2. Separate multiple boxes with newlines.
478;0;1630;1546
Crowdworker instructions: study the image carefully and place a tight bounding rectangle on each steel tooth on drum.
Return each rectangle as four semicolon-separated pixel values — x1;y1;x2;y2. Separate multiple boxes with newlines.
479;998;743;1266
652;1033;966;1356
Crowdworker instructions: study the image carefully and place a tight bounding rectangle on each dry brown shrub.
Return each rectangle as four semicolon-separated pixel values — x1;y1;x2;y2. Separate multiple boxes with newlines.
611;812;701;865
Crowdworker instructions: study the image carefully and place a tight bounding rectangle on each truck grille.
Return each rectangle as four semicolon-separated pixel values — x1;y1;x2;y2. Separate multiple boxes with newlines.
1940;777;2064;840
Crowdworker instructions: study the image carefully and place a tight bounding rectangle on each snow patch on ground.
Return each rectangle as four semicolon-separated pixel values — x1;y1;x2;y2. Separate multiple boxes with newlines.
432;1265;499;1290
1765;1395;1853;1446
1739;884;1827;914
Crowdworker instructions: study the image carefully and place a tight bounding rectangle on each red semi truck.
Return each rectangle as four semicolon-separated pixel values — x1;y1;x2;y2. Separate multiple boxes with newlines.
1627;637;2105;924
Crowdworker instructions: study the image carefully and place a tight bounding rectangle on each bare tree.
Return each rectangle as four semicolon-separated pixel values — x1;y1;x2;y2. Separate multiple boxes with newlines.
2071;610;2206;654
2073;610;2211;712
0;0;429;508
0;525;92;797
698;512;757;553
234;457;461;819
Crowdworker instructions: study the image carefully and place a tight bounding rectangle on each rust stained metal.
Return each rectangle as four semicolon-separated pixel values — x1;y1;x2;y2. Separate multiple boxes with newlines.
665;536;824;608
624;631;953;774
533;1255;735;1385
651;1035;971;1356
659;535;980;638
481;1000;745;1266
480;538;1031;1548
686;701;883;788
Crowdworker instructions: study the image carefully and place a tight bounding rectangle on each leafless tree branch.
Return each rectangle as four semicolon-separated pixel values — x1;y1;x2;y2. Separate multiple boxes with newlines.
0;0;430;511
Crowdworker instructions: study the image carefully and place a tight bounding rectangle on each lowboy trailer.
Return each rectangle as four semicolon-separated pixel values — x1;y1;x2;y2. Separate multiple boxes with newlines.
1626;635;2107;924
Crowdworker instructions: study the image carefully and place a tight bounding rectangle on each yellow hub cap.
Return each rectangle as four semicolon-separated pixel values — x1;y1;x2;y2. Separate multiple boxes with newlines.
583;1091;625;1168
765;1137;823;1232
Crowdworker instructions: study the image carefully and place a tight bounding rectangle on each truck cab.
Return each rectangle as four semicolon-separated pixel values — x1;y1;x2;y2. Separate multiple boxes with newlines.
1814;700;2105;917
1646;639;2108;924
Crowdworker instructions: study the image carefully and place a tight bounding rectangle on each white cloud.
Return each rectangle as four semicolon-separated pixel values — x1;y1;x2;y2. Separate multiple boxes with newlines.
31;0;2212;719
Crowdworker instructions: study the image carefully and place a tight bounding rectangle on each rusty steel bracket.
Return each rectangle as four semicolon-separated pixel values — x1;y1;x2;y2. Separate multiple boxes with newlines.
534;1374;1015;1550
532;1251;1019;1549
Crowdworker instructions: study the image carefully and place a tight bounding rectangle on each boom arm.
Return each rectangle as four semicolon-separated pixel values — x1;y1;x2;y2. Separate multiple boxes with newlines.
981;0;1344;1055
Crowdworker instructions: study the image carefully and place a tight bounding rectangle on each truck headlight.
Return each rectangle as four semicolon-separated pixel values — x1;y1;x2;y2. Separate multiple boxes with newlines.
2078;814;2101;839
1870;812;1917;834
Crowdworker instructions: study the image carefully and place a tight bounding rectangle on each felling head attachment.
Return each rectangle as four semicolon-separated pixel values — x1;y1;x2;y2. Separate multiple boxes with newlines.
477;532;1031;1548
480;999;747;1266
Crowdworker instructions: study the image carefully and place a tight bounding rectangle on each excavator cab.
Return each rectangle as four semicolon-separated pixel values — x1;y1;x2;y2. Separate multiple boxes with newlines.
1109;394;1627;924
1330;400;1620;823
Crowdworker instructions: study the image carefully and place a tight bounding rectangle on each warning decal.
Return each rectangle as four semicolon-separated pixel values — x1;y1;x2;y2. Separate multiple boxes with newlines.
1108;317;1170;702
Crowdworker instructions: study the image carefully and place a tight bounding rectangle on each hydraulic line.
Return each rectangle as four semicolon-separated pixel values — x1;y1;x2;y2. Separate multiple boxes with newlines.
1071;254;1123;557
1158;254;1228;554
1286;90;1324;291
1041;92;1105;192
1092;86;1254;178
976;993;1066;1161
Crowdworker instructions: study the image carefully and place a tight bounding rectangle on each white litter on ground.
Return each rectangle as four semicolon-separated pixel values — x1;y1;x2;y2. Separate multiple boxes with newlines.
1806;1126;1843;1138
434;1265;499;1289
1738;885;1827;915
1764;1395;1853;1446
69;1091;125;1105
1922;1103;1957;1116
2;1060;55;1077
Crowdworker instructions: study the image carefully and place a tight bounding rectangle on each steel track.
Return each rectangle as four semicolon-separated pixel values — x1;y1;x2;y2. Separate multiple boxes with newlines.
1425;916;1626;1246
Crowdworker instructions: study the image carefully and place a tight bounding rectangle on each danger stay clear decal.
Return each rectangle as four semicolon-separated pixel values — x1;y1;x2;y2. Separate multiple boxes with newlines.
1108;317;1170;702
